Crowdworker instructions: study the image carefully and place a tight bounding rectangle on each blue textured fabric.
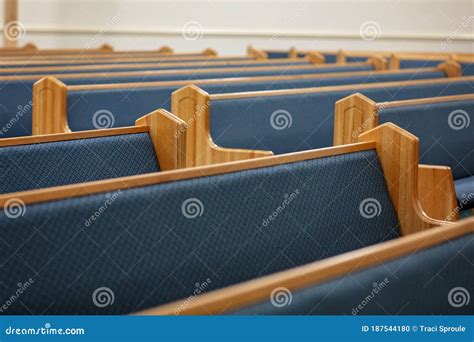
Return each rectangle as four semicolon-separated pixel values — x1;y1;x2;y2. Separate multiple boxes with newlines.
210;79;474;154
378;100;474;180
65;70;446;131
399;59;444;69
0;133;160;194
0;60;312;76
461;63;474;76
322;54;337;64
0;149;400;314
454;176;474;210
232;233;474;315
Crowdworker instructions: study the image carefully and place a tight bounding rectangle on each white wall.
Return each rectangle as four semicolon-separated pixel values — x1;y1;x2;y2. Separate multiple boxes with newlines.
3;0;473;55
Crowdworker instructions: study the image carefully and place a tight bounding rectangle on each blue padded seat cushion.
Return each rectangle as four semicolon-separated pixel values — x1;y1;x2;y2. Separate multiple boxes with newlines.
0;149;400;314
0;133;160;194
455;176;474;211
232;233;474;315
65;70;446;132
266;52;290;59
322;54;337;64
210;80;474;154
378;100;474;180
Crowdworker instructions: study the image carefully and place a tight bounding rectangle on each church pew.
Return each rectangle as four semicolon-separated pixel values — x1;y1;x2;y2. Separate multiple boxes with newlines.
143;217;473;315
168;76;473;164
334;93;474;216
0;60;386;138
31;63;456;139
0;123;450;315
0;57;315;75
0;109;191;194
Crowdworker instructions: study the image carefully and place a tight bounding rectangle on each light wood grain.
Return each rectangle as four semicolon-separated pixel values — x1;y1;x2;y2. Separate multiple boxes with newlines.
136;109;187;170
358;123;449;234
418;164;459;222
32;77;69;135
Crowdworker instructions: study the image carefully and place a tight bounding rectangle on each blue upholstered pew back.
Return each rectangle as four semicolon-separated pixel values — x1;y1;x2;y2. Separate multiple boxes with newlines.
322;54;337;64
209;79;474;154
399;58;474;75
232;232;474;315
379;100;474;210
0;149;400;314
0;60;312;76
0;64;374;138
65;69;446;132
345;56;369;63
0;133;160;194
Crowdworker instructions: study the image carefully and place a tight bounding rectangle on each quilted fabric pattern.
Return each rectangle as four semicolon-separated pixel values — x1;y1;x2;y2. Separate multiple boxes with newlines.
210;79;474;154
0;149;400;314
66;70;445;131
0;133;160;194
378;100;474;180
233;233;474;315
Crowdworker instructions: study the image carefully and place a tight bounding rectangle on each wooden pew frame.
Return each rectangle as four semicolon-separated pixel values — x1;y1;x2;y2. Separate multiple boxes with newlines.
0;123;451;233
334;92;474;221
137;217;473;315
3;108;188;171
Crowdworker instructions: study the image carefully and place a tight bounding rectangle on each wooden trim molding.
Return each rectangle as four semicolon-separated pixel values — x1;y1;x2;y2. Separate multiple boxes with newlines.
138;217;473;315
